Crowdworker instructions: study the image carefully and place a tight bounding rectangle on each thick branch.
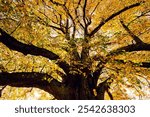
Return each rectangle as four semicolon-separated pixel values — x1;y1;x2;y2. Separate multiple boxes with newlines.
0;28;59;60
56;61;70;75
96;79;109;100
0;72;50;86
0;72;64;99
0;28;72;75
113;59;150;68
0;72;61;91
82;0;90;36
140;62;150;68
89;2;144;37
106;88;113;100
83;0;87;26
120;20;143;44
91;63;104;88
109;43;150;56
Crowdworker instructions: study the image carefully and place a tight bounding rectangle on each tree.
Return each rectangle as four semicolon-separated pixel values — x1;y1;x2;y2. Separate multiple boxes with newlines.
0;0;150;100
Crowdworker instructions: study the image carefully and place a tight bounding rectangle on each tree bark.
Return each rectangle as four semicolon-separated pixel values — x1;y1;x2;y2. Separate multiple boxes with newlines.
0;28;59;60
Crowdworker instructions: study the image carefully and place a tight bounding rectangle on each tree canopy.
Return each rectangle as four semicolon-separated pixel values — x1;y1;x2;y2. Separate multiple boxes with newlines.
0;0;150;100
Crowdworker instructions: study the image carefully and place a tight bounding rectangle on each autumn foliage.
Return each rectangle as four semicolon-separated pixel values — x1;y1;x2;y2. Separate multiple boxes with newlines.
0;0;150;100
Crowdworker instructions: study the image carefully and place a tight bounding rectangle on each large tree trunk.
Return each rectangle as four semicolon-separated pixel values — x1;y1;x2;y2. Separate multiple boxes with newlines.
50;74;106;100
